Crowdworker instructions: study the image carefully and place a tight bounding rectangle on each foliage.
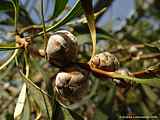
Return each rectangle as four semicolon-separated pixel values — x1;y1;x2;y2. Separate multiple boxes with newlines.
0;0;160;119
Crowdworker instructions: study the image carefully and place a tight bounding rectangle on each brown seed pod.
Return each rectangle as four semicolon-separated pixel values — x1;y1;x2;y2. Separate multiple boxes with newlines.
46;30;78;67
54;66;89;102
90;52;119;72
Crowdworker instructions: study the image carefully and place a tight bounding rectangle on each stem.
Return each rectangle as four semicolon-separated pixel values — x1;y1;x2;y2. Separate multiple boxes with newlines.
41;0;48;56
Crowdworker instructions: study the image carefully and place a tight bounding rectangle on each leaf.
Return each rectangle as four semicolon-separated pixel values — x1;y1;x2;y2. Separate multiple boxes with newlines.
52;0;68;19
130;77;160;88
11;0;19;15
144;43;160;52
0;49;19;71
0;46;20;51
14;83;27;119
36;0;83;36
116;74;160;88
68;110;84;120
90;67;160;88
12;0;19;6
142;85;158;102
0;1;13;12
11;0;19;28
93;109;108;120
61;107;74;120
21;94;31;120
19;71;49;97
139;102;151;116
52;101;63;120
105;85;116;104
80;0;96;58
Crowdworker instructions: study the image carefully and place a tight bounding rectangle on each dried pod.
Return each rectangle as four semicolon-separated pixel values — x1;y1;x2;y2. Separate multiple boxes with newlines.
54;66;89;102
90;52;119;71
46;30;78;67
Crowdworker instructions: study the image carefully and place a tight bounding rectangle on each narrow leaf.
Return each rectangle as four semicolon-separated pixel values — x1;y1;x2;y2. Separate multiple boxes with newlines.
11;0;19;29
21;93;31;120
36;0;83;37
52;0;68;18
90;67;160;88
0;46;20;51
61;107;74;120
142;85;158;102
20;71;50;97
0;1;13;12
68;110;84;120
14;83;27;119
0;49;18;71
80;0;96;58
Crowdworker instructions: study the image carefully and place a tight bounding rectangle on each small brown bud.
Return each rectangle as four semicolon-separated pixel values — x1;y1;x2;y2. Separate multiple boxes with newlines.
46;30;78;67
90;52;119;71
54;66;89;102
114;68;133;87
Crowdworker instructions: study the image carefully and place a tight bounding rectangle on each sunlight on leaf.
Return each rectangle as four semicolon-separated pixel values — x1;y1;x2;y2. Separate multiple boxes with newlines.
14;83;26;119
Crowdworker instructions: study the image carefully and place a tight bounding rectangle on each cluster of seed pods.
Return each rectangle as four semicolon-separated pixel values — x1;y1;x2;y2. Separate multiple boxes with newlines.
46;30;89;102
46;30;120;103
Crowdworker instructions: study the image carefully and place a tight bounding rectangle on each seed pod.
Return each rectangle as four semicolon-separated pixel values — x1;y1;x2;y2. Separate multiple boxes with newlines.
46;30;78;67
54;66;89;102
90;52;119;71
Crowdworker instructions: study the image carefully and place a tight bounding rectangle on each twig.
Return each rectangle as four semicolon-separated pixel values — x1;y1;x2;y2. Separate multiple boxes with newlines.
19;25;42;35
120;53;160;62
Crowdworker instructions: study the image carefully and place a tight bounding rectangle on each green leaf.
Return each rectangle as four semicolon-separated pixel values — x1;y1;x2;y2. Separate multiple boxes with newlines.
52;0;68;19
68;110;84;120
0;1;13;12
0;49;19;71
91;68;160;88
93;109;108;120
52;101;63;120
142;85;158;102
114;72;160;88
121;75;160;88
11;0;19;12
139;102;151;116
80;0;96;58
61;107;74;120
105;85;116;104
0;46;20;51
36;0;83;37
21;94;31;120
12;0;19;6
11;0;19;28
144;43;160;52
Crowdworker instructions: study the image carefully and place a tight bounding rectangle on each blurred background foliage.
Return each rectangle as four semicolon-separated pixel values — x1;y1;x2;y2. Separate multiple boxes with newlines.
0;0;160;119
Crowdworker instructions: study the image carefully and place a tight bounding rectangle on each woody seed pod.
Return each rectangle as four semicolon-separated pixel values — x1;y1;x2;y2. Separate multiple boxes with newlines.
90;52;119;71
46;30;78;67
54;66;89;102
